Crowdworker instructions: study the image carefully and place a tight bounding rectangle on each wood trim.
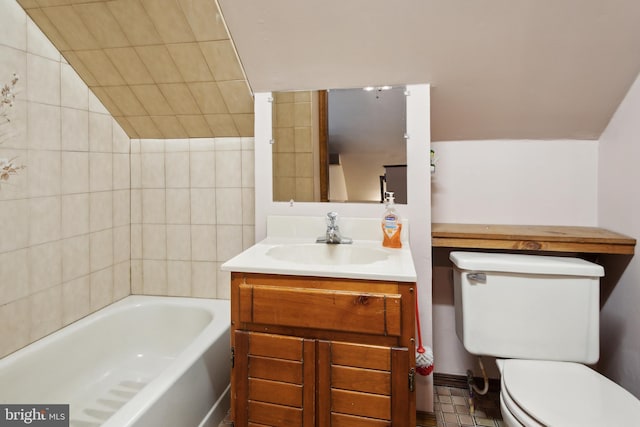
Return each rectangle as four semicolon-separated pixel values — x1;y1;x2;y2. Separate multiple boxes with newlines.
391;347;411;427
302;339;316;427
318;90;329;202
317;341;331;426
432;223;636;255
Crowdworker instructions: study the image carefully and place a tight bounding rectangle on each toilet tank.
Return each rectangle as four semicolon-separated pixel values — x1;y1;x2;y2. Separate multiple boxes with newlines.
450;252;604;364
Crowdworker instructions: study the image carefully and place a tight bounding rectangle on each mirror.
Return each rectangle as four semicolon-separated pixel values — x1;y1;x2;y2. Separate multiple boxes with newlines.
271;86;407;204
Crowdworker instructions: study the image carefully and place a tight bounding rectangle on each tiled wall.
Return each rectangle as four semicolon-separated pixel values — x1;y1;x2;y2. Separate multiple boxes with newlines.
0;1;131;358
130;137;255;300
272;91;317;202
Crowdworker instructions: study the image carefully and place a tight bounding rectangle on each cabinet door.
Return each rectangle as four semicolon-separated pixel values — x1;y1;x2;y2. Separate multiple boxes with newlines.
317;341;412;427
234;331;316;427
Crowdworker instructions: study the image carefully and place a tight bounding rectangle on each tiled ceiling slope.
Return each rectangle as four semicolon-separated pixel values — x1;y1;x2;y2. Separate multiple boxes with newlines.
17;0;254;138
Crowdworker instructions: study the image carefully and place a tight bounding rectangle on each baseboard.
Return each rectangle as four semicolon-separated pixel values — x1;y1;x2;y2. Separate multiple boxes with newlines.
433;372;501;393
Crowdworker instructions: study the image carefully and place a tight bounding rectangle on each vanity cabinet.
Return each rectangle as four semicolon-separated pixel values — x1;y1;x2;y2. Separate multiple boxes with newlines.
230;272;417;427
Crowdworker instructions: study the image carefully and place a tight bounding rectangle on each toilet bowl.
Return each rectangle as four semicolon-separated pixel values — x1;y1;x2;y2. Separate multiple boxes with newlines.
497;359;640;427
450;252;640;426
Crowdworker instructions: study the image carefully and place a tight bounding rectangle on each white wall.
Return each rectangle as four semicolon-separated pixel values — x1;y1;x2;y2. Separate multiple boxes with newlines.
430;139;599;377
598;72;640;398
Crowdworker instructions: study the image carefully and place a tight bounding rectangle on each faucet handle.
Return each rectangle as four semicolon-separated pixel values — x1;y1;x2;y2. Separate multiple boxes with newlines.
327;211;338;225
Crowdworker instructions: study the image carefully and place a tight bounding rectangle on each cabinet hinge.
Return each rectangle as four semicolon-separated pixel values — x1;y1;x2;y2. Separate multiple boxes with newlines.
409;368;415;392
231;347;235;368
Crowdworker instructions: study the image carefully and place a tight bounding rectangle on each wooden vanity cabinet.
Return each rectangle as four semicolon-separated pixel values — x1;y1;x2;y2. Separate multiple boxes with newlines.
230;272;417;427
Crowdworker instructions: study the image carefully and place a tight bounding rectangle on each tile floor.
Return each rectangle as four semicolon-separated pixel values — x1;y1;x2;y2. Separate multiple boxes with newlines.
433;385;504;427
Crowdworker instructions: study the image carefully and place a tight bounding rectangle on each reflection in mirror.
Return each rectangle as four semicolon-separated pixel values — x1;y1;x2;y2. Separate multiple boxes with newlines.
272;86;407;204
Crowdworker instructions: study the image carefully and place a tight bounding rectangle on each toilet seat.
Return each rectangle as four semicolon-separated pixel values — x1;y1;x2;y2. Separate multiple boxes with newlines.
500;359;640;426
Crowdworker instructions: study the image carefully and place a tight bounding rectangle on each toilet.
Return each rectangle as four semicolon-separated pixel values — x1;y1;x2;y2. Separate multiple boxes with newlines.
450;251;640;426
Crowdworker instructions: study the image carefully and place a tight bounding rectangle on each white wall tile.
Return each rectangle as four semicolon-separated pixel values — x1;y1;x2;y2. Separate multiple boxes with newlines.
242;188;254;225
215;187;242;224
28;149;61;197
165;151;190;188
0;199;29;252
130;189;142;224
113;153;130;190
113;225;130;264
60;63;88;110
90;229;113;272
113;261;130;300
166;188;190;224
0;249;29;306
112;121;130;154
29;196;60;245
131;260;143;294
216;263;231;300
241;149;254;188
0;297;30;357
90;267;113;311
190;188;216;224
142;224;166;260
89;112;113;152
216;225;243;262
90;191;113;232
113;189;130;227
190;224;216;261
167;260;191;296
166;224;191;261
142;188;166;224
0;46;27;105
28;240;61;293
62;275;90;326
190;151;215;187
62;234;90;282
142;260;167;295
131;224;142;259
61;193;89;238
30;285;62;341
61;151;89;194
27;102;60;150
26;54;59;105
215;150;241;187
0;1;26;51
89;152;113;192
141;152;165;188
61;107;89;152
88;90;109;114
191;261;216;298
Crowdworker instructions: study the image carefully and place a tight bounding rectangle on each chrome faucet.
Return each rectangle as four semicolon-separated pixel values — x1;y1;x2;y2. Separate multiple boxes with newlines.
316;212;352;244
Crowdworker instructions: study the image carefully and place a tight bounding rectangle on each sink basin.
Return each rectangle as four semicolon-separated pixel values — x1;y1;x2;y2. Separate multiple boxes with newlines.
266;244;389;265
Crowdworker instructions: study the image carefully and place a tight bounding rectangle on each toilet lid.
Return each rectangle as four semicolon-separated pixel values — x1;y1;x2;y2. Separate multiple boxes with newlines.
502;360;640;426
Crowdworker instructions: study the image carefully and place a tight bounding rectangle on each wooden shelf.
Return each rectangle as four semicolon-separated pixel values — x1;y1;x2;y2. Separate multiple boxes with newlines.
432;223;636;255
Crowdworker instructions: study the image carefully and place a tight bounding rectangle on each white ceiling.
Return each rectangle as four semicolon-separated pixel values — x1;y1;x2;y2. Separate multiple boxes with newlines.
218;0;640;141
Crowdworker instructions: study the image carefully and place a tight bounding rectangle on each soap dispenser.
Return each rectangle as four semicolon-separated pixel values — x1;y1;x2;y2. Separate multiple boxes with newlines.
382;192;402;248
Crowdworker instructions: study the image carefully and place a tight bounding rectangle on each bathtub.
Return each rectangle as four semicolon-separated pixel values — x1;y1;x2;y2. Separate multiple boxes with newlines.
0;296;231;427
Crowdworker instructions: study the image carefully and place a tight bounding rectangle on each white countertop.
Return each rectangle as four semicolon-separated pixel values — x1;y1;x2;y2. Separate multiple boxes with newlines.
221;236;417;282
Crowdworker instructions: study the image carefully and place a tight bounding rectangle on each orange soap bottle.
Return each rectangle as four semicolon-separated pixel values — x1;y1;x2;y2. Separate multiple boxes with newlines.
381;192;402;248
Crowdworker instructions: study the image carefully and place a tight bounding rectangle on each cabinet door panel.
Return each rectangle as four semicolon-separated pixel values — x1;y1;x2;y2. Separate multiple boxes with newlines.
331;413;392;427
331;341;391;371
331;365;390;395
249;378;302;407
249;331;303;360
249;401;302;426
249;355;302;383
239;284;402;336
332;389;391;420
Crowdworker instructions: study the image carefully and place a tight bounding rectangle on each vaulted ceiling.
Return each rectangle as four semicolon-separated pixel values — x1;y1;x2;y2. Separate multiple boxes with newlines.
19;0;640;142
17;0;253;139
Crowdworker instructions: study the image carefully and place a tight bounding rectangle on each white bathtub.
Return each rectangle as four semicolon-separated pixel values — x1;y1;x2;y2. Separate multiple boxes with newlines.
0;296;231;427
